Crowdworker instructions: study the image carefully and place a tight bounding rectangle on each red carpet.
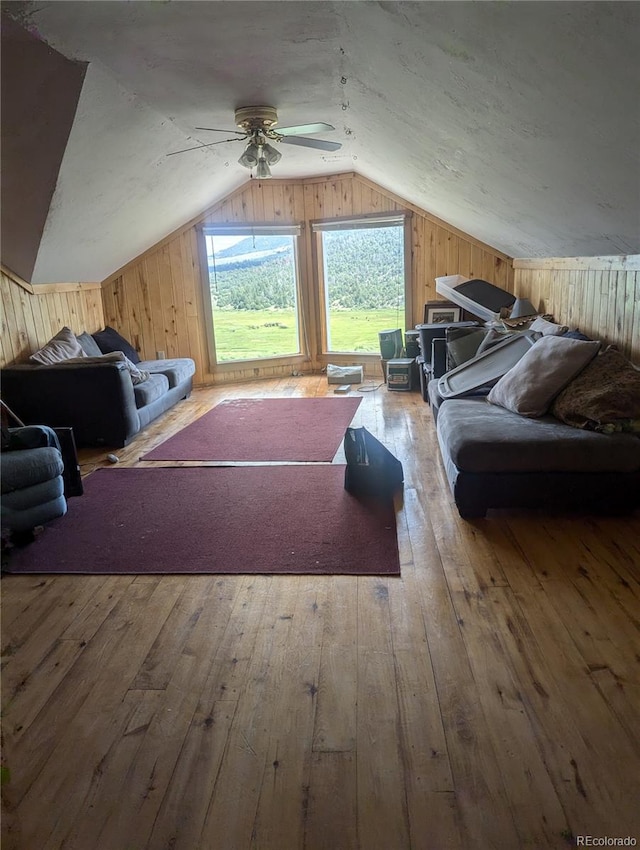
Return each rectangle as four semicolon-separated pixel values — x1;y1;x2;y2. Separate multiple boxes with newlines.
141;397;362;462
5;466;400;575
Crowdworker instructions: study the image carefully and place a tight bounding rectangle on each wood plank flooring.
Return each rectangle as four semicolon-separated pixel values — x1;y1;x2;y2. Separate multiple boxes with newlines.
2;375;639;849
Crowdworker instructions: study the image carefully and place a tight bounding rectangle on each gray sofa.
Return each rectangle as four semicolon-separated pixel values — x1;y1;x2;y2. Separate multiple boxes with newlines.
416;283;640;517
428;379;640;518
1;356;195;448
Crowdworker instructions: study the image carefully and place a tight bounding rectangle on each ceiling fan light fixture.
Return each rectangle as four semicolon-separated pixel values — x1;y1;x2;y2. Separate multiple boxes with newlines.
255;155;272;180
177;107;339;172
238;141;260;168
261;142;282;165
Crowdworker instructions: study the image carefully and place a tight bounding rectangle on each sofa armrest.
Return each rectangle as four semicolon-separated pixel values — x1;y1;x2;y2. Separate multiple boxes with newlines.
1;362;141;448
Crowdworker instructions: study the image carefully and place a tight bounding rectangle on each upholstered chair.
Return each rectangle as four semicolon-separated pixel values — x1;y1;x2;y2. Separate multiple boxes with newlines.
1;425;67;537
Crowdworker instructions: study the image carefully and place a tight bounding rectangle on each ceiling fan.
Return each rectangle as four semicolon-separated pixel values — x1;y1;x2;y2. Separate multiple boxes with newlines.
167;106;342;178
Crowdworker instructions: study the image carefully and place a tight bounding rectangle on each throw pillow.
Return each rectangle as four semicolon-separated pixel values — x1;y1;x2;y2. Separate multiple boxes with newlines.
30;326;87;365
551;346;640;432
562;329;592;341
76;331;103;357
487;336;601;417
92;326;141;363
121;355;150;385
529;316;569;336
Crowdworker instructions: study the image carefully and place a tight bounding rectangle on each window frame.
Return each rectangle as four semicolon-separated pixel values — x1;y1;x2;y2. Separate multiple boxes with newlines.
311;212;412;356
198;222;306;369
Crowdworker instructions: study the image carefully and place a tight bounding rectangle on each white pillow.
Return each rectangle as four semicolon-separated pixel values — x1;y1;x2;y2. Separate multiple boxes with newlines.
529;316;569;336
60;351;151;385
30;326;87;364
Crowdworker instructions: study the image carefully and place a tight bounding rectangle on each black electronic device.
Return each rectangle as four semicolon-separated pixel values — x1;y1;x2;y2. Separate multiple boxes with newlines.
53;427;83;497
415;321;478;363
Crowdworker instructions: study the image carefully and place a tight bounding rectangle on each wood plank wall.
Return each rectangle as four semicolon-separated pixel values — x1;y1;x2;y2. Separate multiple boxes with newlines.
513;256;640;362
0;268;104;367
101;172;514;385
5;183;637;378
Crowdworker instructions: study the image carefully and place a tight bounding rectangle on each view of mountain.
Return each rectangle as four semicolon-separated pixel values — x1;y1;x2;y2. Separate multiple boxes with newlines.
214;235;291;260
207;227;404;312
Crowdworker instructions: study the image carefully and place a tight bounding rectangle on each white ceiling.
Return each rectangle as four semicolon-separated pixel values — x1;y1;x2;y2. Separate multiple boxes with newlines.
5;1;640;283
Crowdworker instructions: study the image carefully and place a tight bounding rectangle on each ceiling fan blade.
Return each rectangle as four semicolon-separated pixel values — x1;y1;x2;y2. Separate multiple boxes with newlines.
276;122;335;136
167;137;244;156
195;127;246;135
279;136;342;152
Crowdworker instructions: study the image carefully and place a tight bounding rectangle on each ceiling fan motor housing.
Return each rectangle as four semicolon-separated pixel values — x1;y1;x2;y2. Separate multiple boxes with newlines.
235;106;279;134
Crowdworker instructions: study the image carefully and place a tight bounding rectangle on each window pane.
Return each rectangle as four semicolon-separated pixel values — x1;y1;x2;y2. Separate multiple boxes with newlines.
206;233;300;362
322;225;405;353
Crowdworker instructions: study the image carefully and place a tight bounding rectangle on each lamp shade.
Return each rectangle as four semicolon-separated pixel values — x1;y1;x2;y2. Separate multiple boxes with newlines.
510;297;537;319
255;156;272;179
238;142;260;168
261;142;282;165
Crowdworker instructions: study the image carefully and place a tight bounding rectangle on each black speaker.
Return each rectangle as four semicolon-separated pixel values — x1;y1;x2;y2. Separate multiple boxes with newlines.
343;427;403;501
404;330;420;359
54;427;84;497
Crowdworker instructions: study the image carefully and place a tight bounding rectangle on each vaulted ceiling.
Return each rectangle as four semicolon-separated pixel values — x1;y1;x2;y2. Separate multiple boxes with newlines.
2;1;639;283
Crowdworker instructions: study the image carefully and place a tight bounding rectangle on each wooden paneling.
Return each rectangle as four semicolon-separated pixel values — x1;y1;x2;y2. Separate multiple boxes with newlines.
0;268;104;367
6;186;637;379
100;173;515;385
513;257;639;361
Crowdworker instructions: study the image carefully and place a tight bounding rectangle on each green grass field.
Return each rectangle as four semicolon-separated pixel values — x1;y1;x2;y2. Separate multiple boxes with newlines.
213;308;405;361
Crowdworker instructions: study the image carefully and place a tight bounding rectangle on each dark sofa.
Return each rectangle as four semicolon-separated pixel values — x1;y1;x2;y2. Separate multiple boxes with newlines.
426;327;640;517
429;383;640;517
1;356;195;448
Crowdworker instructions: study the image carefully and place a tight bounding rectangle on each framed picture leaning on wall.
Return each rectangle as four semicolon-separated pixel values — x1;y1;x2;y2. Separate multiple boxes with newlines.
424;301;462;324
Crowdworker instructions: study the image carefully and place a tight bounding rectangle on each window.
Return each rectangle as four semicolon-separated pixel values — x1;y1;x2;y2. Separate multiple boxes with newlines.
313;214;408;354
202;224;302;363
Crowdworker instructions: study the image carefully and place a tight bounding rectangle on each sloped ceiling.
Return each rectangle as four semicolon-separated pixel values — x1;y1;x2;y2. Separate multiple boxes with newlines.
2;1;639;283
0;15;86;282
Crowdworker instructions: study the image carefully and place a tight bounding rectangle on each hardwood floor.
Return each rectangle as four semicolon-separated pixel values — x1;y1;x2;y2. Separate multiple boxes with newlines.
2;375;639;850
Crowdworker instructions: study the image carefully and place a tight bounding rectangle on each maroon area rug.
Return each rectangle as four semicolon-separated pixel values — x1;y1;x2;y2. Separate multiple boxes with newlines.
5;466;400;576
141;397;362;462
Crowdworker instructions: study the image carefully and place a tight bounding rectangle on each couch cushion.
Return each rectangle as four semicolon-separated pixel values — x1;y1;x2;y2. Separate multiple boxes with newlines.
1;447;64;493
92;326;141;364
134;373;170;407
487;336;601;417
138;358;195;389
428;377;489;421
30;326;86;365
2;476;65;512
76;331;103;357
437;398;640;474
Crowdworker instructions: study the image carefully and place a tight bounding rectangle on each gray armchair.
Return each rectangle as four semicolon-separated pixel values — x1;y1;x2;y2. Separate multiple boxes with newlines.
1;426;67;537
